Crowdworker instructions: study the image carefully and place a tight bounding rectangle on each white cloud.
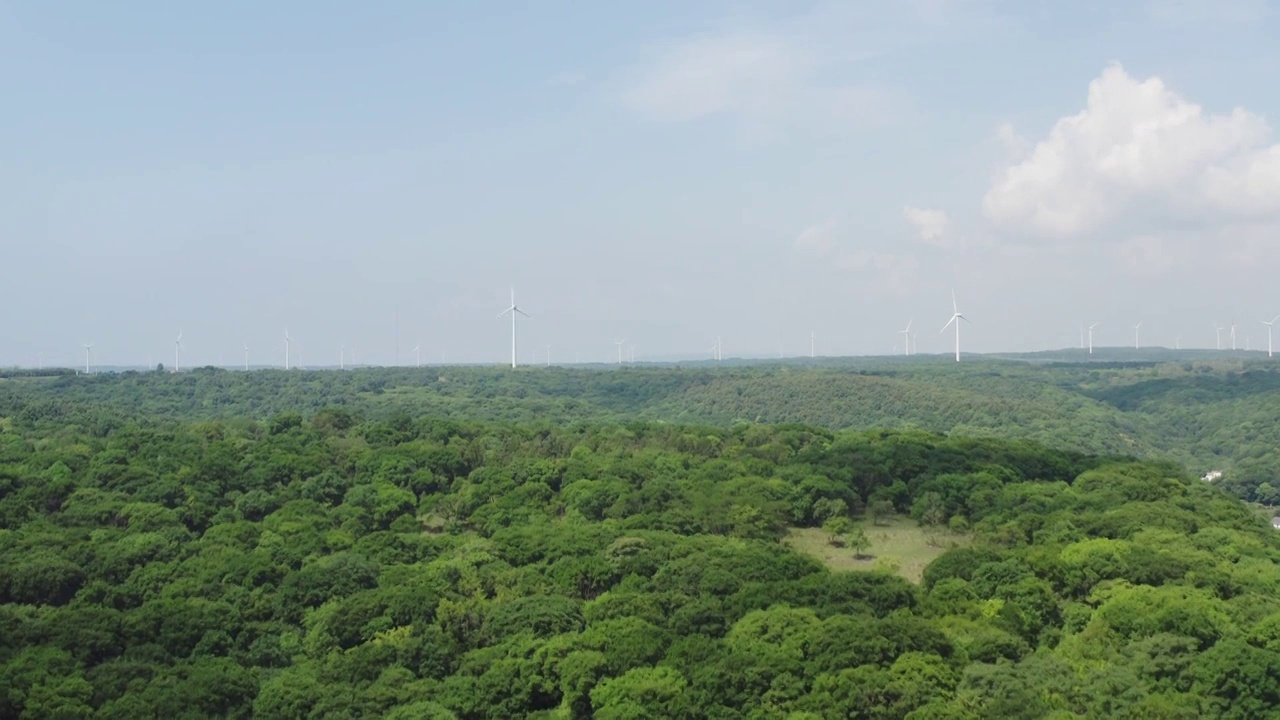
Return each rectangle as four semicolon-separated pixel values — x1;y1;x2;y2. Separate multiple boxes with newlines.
902;206;950;248
1113;235;1182;275
618;22;901;137
795;218;838;254
983;63;1280;238
793;220;918;295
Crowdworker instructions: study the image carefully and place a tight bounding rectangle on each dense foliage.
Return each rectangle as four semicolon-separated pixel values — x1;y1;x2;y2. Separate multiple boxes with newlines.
4;388;1280;718
4;356;1279;499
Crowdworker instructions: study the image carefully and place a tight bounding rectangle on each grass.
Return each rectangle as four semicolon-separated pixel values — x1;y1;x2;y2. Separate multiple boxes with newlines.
783;516;969;584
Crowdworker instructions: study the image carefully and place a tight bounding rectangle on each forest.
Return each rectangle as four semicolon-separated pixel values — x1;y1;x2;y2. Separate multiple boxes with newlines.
4;363;1280;718
3;355;1279;500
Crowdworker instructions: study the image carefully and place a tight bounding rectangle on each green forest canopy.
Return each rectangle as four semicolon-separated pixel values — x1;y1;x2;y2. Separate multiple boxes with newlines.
4;356;1278;500
4;382;1280;718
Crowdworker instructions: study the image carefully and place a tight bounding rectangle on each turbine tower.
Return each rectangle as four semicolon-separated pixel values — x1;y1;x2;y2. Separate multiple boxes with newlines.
1230;321;1238;351
412;343;421;368
1213;323;1225;350
82;343;93;374
615;339;627;364
899;320;912;356
174;331;183;373
339;345;345;371
939;291;969;362
1262;315;1280;358
1087;323;1099;354
1133;321;1141;350
284;328;292;370
810;331;815;359
496;287;529;368
243;343;249;371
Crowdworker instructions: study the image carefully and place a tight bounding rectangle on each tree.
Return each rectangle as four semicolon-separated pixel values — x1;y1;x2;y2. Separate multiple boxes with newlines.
1256;482;1280;507
848;528;871;559
822;516;855;546
868;499;895;526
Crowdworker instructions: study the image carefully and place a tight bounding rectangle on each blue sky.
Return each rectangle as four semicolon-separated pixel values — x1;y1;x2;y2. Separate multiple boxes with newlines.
4;0;1280;367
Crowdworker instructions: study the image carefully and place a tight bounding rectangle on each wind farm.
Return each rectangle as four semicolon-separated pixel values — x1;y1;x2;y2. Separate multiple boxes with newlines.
22;289;1280;374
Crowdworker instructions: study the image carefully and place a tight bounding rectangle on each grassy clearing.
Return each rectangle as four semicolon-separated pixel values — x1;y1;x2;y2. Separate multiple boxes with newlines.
783;516;969;584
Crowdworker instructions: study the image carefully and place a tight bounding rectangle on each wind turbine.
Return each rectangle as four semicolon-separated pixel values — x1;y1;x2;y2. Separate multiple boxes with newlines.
939;291;969;362
615;339;627;364
412;342;421;368
244;343;250;371
546;344;551;367
810;331;815;359
1213;323;1225;350
1087;323;1099;354
174;331;183;373
1133;321;1141;350
497;287;529;368
899;320;912;356
339;345;345;371
82;343;93;374
1230;321;1238;351
284;328;292;370
1262;315;1280;358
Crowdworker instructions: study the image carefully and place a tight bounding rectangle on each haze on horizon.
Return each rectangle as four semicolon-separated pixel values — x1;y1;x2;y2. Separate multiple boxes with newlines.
5;1;1280;368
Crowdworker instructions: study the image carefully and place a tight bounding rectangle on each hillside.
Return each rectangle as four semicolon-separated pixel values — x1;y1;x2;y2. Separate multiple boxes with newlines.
2;355;1278;499
3;403;1280;717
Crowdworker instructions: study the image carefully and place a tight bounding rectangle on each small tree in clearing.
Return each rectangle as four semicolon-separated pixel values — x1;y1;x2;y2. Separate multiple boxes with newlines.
822;516;855;546
849;528;871;559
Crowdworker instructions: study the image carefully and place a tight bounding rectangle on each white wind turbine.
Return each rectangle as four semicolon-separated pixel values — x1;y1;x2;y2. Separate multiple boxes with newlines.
1087;323;1100;354
1213;323;1225;350
497;287;529;368
939;291;970;362
1262;315;1280;358
810;331;815;359
174;331;183;372
1230;320;1238;351
615;339;627;364
339;345;345;371
82;343;94;374
412;342;421;368
1133;321;1141;350
243;343;250;371
284;328;292;370
899;320;912;356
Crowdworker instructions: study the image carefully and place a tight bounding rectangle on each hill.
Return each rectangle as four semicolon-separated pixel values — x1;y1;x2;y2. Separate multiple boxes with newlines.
3;356;1277;500
3;402;1280;717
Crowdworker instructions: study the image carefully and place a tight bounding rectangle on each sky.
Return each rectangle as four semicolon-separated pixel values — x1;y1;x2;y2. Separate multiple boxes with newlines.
4;0;1280;367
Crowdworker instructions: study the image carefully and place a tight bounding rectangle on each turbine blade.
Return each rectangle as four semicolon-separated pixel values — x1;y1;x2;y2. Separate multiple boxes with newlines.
940;317;955;333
